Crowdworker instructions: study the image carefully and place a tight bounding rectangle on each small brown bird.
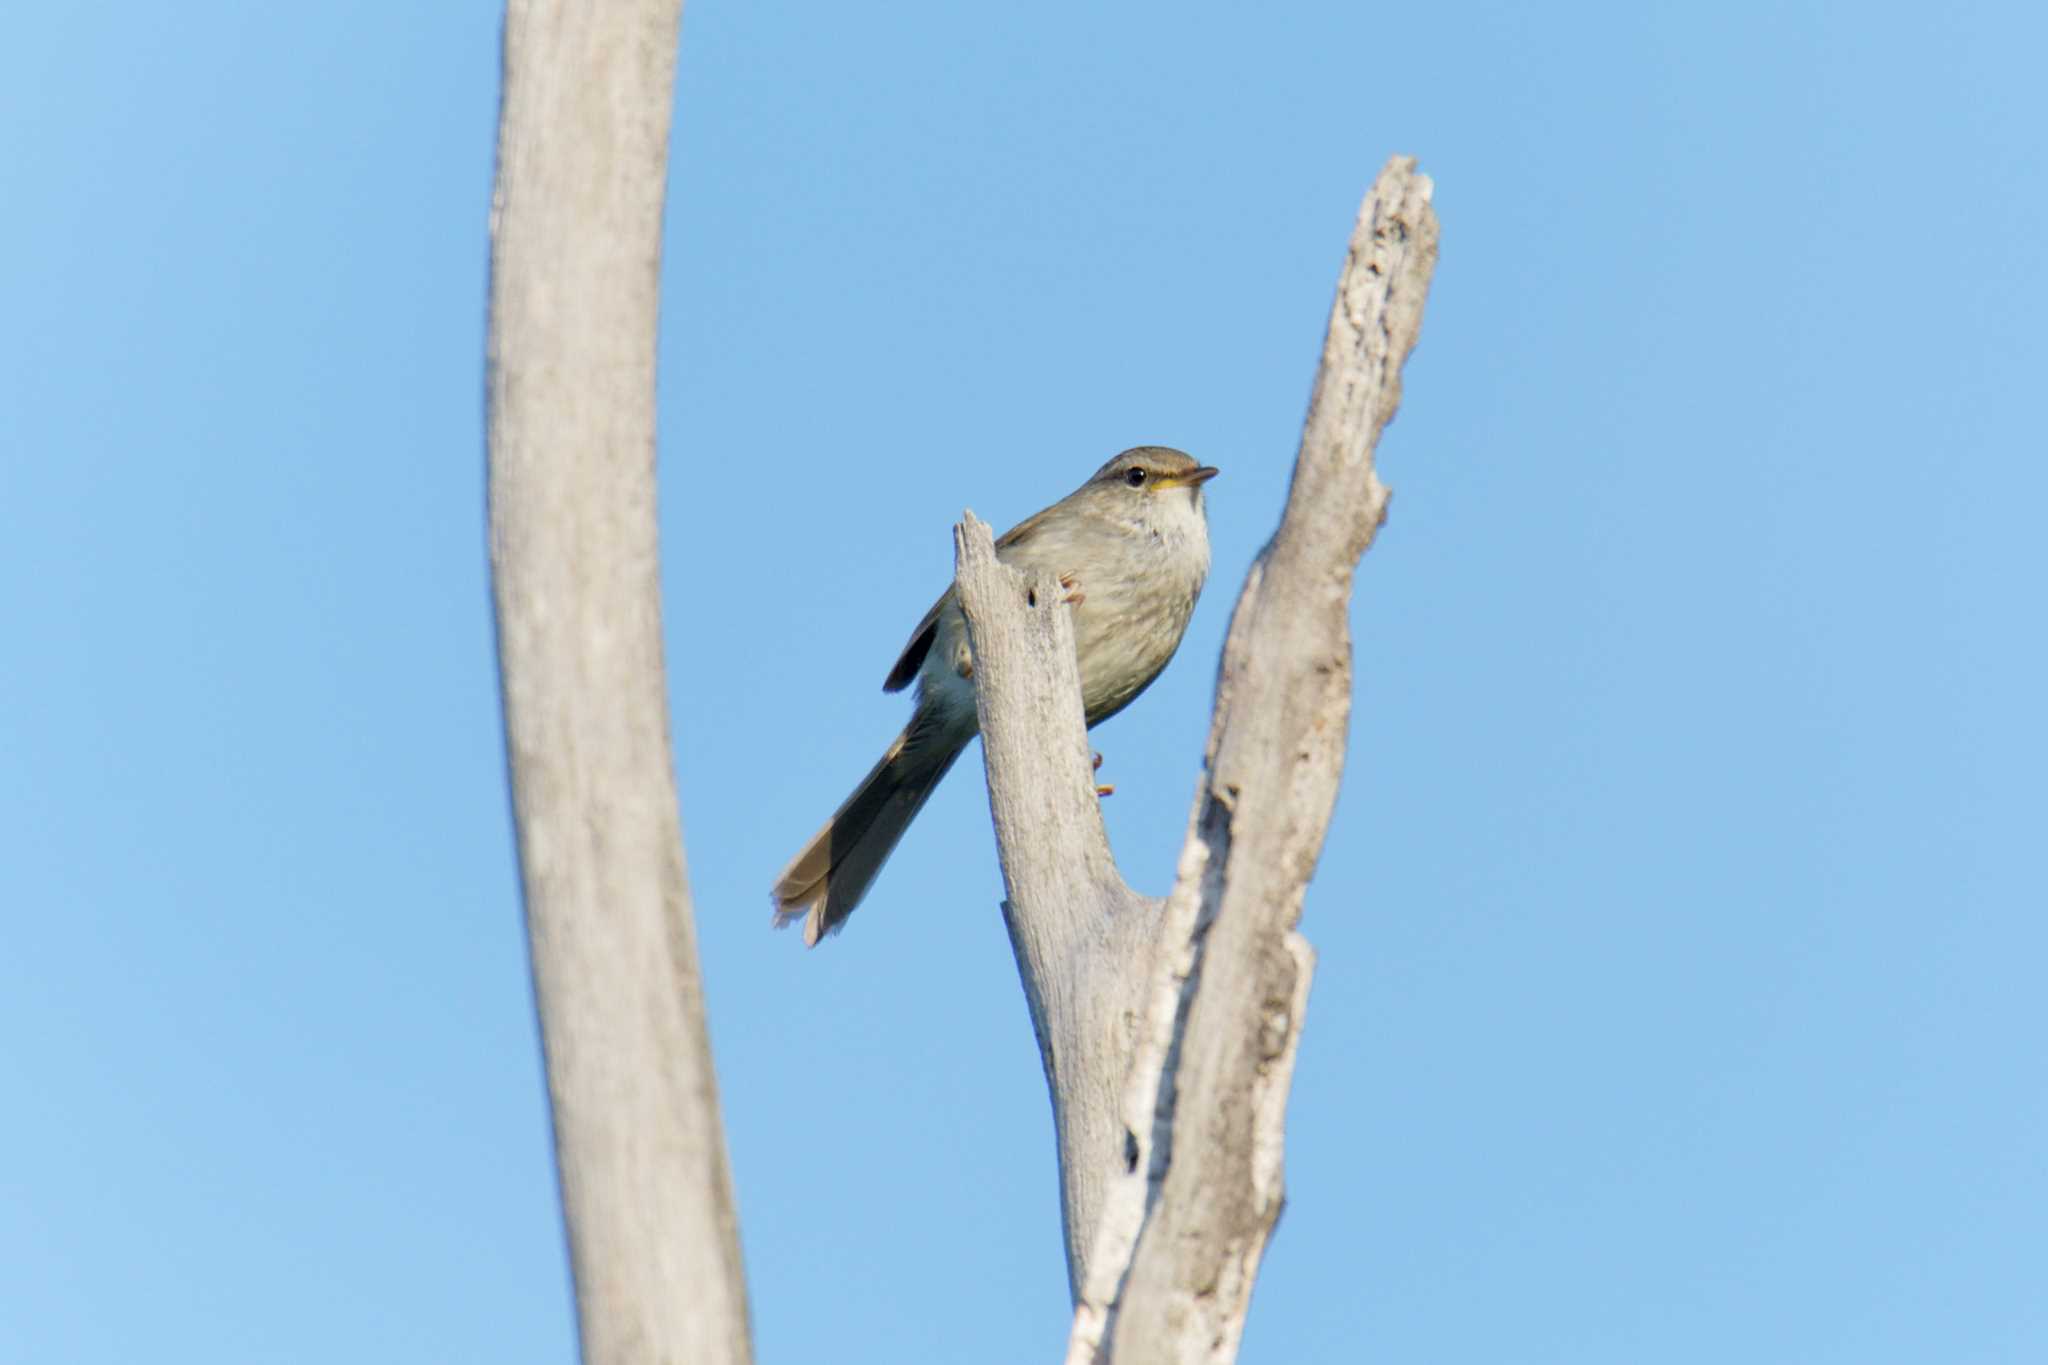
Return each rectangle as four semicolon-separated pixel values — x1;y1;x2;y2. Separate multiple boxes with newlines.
769;447;1218;944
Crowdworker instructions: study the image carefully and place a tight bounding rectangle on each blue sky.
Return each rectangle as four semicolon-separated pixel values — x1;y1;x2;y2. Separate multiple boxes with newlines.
5;2;2044;1361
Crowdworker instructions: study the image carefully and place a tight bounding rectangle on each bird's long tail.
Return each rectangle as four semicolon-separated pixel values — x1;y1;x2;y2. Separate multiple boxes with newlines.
770;702;968;945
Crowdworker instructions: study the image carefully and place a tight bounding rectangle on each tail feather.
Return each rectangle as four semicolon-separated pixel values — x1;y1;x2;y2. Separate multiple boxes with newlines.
770;705;968;944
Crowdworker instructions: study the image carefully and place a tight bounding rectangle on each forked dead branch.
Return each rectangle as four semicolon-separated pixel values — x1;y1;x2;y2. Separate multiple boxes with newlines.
951;155;1439;1365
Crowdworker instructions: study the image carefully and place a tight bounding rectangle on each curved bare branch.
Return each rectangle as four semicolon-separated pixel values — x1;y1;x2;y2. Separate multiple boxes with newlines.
488;3;754;1361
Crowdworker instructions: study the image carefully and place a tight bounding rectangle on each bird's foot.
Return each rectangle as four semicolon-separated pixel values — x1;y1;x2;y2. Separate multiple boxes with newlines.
1059;572;1085;606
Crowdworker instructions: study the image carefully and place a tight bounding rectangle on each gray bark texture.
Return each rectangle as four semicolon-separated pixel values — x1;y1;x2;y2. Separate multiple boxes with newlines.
953;156;1439;1364
487;3;754;1363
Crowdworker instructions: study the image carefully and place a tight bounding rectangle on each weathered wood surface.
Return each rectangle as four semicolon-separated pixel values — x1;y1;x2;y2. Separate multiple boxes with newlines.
488;3;754;1361
953;155;1439;1364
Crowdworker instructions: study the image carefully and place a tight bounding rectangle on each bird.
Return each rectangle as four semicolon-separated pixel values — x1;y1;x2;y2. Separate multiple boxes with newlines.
770;446;1218;945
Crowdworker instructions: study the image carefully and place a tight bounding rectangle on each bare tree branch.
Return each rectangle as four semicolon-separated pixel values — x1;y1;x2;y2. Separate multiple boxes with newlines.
1082;152;1437;1365
952;155;1437;1364
951;521;1163;1301
487;3;754;1362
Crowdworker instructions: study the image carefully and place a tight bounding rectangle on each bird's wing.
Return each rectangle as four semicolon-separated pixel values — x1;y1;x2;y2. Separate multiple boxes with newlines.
880;509;1050;693
883;592;947;692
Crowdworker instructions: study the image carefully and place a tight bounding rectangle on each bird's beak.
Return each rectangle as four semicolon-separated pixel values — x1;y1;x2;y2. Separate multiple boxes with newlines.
1161;465;1220;489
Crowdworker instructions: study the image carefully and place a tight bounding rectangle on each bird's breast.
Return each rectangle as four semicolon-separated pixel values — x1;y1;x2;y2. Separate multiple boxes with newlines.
1068;528;1207;725
928;497;1210;730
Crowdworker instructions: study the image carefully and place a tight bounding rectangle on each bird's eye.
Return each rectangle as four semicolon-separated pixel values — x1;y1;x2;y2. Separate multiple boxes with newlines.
1124;467;1147;487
